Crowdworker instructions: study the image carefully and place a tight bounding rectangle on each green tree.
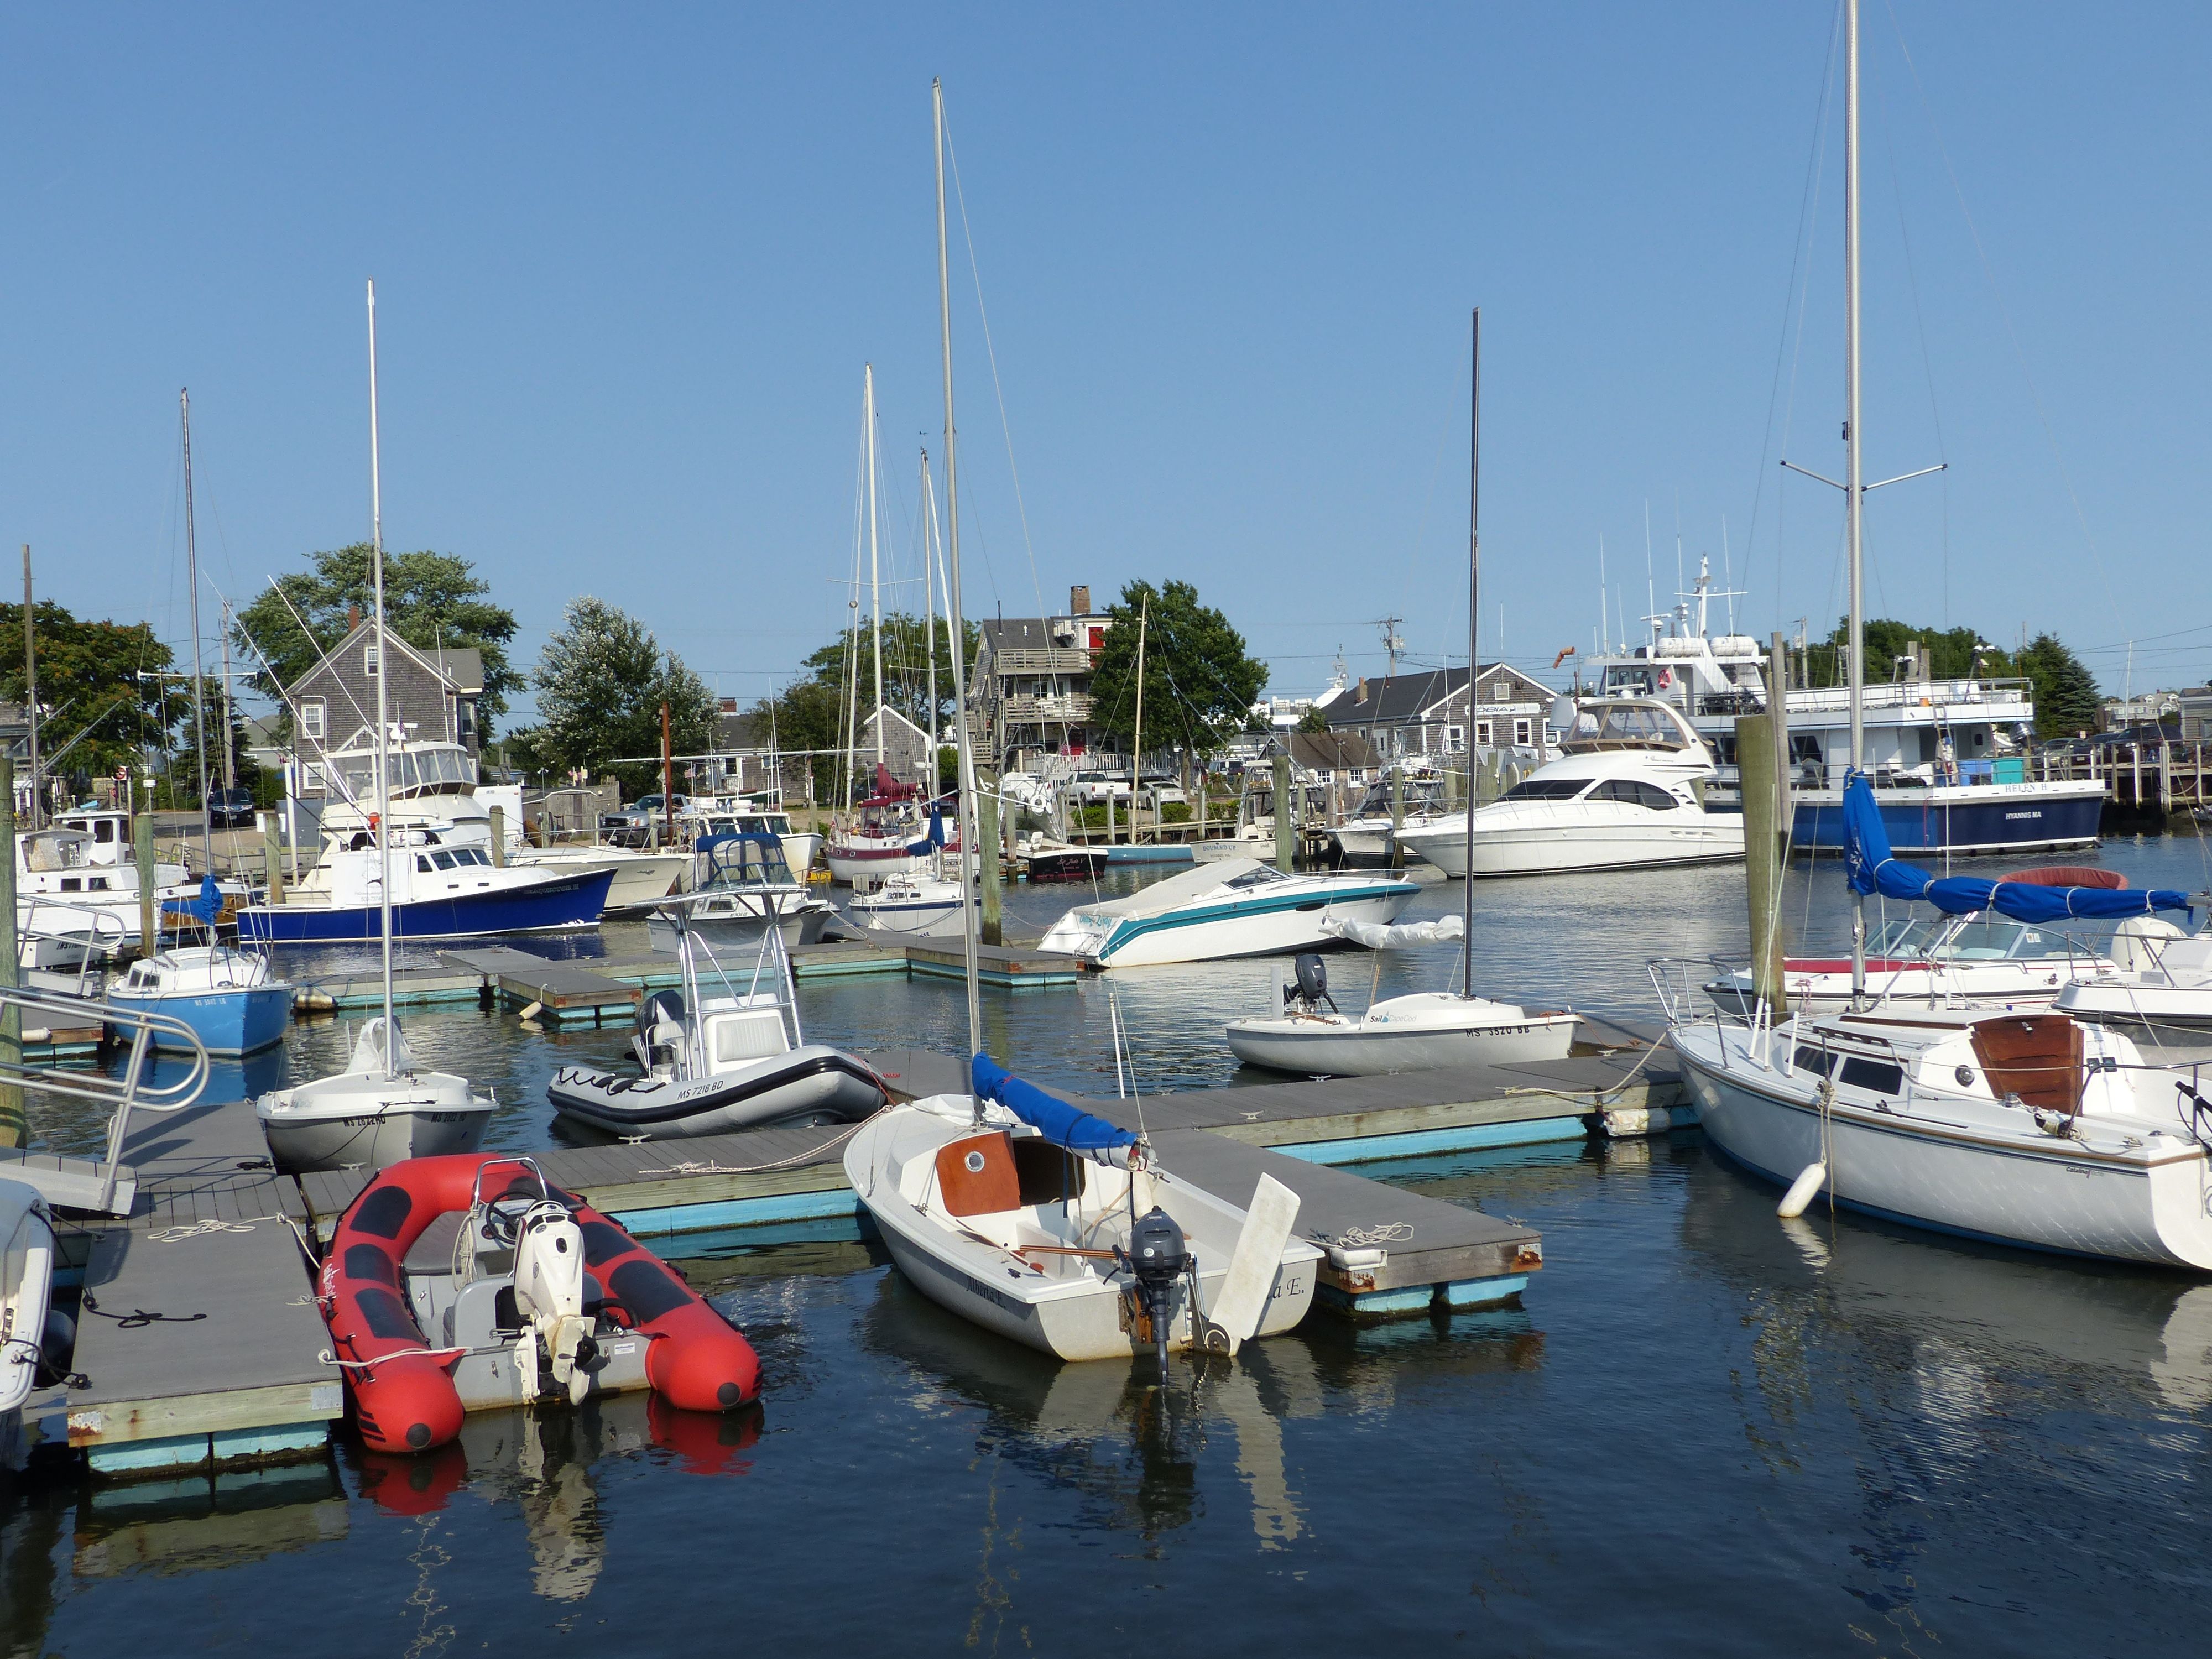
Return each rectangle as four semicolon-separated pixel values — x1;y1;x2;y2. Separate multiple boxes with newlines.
2017;632;2101;739
1295;705;1330;733
233;544;522;728
0;599;180;787
1801;617;2015;688
754;611;979;800
521;597;717;790
1088;579;1267;761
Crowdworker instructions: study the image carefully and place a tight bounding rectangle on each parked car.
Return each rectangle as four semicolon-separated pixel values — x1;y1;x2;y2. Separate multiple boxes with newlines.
207;788;257;829
1068;771;1133;804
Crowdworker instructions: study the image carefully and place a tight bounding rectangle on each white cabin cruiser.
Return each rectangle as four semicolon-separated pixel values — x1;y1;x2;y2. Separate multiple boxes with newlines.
1036;858;1418;968
15;822;206;950
1395;698;1743;877
846;1058;1322;1366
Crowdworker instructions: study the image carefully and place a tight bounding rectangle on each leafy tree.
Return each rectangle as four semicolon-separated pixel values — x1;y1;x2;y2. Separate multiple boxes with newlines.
233;544;521;727
754;611;979;800
0;599;180;787
2017;632;2101;739
1088;579;1267;761
521;597;716;790
1801;617;2015;688
1295;705;1330;733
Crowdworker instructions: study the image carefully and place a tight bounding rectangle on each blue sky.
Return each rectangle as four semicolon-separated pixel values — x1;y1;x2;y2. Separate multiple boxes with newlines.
3;3;2206;721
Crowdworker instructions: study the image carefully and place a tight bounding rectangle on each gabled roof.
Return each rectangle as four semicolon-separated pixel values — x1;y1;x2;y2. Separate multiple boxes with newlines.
290;619;473;697
1326;664;1553;727
1284;729;1380;772
981;617;1055;652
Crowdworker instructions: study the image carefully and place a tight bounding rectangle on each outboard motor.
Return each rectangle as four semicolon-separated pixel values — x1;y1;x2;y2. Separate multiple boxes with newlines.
1286;952;1337;1015
1124;1207;1190;1375
636;989;687;1076
512;1200;599;1405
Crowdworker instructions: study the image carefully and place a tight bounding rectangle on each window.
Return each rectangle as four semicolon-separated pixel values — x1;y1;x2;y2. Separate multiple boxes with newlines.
457;701;477;740
364;646;380;677
1472;720;1491;748
1514;718;1532;746
300;698;326;742
416;855;433;872
1502;778;1591;801
92;820;115;843
1445;724;1467;754
1839;1056;1904;1095
432;851;457;870
1492;679;1512;702
303;762;328;797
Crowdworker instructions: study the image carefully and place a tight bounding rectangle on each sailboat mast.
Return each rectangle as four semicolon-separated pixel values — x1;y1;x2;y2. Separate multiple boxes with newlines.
1845;0;1866;1001
367;279;396;1062
1462;309;1480;999
935;77;983;1070
865;363;885;771
180;389;212;860
219;599;237;795
921;450;940;780
1130;592;1147;848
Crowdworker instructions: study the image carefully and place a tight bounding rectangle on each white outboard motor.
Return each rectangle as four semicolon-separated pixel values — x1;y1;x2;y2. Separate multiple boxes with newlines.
512;1200;598;1405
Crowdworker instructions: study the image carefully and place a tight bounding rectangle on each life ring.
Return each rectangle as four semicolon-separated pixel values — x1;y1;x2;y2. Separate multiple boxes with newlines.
318;1152;760;1454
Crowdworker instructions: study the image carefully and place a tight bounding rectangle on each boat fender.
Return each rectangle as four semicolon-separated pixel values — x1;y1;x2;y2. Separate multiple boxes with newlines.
1776;1162;1827;1220
519;1001;544;1024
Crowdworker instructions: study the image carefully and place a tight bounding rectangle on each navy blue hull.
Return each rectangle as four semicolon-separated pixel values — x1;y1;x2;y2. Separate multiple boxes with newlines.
237;869;614;943
1793;789;2104;855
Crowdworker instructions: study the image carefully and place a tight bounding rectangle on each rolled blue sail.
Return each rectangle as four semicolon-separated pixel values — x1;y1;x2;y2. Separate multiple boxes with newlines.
971;1053;1138;1161
905;808;947;857
163;874;223;925
1843;772;2192;922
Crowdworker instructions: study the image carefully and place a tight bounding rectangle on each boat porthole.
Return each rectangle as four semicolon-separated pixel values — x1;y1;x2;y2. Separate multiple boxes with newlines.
964;1150;987;1173
1955;1066;1974;1086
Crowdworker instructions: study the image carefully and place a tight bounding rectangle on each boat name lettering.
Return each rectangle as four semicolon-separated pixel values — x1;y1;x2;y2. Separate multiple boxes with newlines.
2003;811;2043;820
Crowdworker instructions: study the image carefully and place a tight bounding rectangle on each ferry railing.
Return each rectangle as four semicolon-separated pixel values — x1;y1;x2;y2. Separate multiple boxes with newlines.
0;985;208;1214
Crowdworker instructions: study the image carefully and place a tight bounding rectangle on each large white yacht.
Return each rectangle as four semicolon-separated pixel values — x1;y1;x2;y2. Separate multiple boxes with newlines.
1586;559;2104;855
1395;698;1744;877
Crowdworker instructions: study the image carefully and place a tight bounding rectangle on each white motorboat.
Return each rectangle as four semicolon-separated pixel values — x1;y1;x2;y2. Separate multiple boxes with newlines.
0;1177;57;1418
845;1060;1322;1364
236;832;612;942
1035;858;1418;968
1395;698;1743;878
645;831;832;953
846;869;976;939
1670;1001;2212;1270
549;923;882;1139
508;843;688;912
1227;946;1576;1077
1704;903;2153;1020
15;821;207;951
696;804;821;878
2055;928;2212;1056
259;1016;496;1173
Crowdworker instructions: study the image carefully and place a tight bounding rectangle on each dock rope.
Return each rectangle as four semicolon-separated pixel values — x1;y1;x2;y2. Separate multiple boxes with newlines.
144;1215;288;1245
636;1107;890;1178
1324;1221;1415;1248
1497;1038;1667;1107
80;1292;206;1330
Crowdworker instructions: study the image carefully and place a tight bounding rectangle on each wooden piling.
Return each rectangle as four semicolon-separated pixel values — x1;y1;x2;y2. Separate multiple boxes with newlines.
135;779;157;958
1737;714;1786;1016
262;811;285;905
978;783;1003;946
1272;754;1296;872
488;802;507;867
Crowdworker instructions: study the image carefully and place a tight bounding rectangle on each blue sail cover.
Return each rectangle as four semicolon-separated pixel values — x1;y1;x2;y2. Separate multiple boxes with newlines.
1843;773;2193;922
971;1053;1139;1161
905;808;947;857
163;874;223;925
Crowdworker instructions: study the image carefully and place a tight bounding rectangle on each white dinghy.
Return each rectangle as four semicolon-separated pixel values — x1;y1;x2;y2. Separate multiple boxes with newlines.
846;1057;1322;1366
1;1178;56;1419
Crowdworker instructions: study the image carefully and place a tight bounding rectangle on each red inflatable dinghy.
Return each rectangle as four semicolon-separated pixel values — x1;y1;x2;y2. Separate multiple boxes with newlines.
319;1152;760;1454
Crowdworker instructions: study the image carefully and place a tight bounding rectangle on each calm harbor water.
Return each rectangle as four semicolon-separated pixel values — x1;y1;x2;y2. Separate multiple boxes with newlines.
7;832;2212;1655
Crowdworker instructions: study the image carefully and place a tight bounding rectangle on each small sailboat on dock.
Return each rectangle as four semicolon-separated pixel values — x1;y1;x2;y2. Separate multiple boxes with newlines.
0;1177;57;1420
255;280;495;1176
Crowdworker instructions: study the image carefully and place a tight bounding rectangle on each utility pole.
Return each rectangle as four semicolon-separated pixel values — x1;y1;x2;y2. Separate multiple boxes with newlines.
20;546;37;829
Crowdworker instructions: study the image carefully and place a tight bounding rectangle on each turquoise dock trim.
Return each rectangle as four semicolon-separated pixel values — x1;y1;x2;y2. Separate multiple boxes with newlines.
1273;1115;1589;1166
612;1187;860;1238
1316;1273;1528;1316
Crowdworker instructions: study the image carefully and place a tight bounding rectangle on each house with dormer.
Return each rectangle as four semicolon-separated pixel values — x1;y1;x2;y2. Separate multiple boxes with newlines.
1324;664;1558;759
280;609;485;796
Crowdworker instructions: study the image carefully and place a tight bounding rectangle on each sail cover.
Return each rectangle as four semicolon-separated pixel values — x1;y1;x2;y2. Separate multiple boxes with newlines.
1843;773;2192;922
971;1054;1138;1163
163;874;223;925
1322;915;1465;950
904;808;948;857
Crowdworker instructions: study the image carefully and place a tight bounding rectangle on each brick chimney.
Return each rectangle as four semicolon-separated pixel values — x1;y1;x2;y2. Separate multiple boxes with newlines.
1070;584;1091;616
347;603;360;632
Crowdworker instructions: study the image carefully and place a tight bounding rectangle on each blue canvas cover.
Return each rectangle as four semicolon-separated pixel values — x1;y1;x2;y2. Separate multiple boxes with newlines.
904;808;948;857
1843;773;2192;922
163;874;223;925
971;1053;1138;1162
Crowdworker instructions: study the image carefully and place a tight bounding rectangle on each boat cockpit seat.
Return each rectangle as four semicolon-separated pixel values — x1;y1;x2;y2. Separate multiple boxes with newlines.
935;1131;1021;1218
639;989;685;1036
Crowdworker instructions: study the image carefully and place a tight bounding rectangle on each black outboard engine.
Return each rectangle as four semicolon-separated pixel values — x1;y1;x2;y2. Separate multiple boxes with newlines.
1285;952;1337;1015
1125;1207;1189;1374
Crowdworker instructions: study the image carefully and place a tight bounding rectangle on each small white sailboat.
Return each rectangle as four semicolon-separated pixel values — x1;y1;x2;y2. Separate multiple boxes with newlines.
852;85;1324;1373
0;1178;57;1419
845;868;975;939
256;280;494;1176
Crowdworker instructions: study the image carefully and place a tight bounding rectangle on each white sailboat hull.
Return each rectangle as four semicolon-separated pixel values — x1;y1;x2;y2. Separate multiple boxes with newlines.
1227;1001;1578;1076
1672;1023;2212;1271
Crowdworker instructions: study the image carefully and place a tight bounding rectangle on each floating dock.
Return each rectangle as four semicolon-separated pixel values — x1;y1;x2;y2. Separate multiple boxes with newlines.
13;1020;1687;1482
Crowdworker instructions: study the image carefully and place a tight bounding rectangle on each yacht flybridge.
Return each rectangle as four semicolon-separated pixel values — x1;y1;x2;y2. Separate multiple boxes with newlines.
1395;698;1744;878
1587;559;2104;856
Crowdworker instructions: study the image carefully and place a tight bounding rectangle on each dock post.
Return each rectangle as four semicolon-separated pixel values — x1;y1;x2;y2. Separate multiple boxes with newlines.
1389;761;1405;869
1272;754;1296;872
1737;713;1787;1017
488;802;507;867
261;810;285;905
978;782;1003;946
0;756;21;1147
136;775;158;959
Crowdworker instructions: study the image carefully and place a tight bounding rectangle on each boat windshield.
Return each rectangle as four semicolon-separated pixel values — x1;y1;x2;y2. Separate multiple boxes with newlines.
1563;703;1692;750
1222;865;1288;890
1869;917;1942;958
1945;917;2032;961
702;837;795;889
1501;778;1589;802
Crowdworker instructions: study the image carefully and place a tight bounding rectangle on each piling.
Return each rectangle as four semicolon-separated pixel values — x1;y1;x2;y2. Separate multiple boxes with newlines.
978;783;1003;946
488;802;507;867
261;811;285;906
1272;754;1296;872
0;756;20;1147
135;779;157;958
1389;764;1405;869
1735;629;1792;1016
